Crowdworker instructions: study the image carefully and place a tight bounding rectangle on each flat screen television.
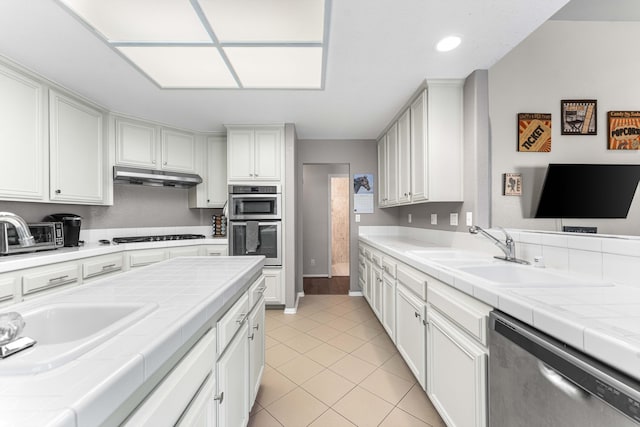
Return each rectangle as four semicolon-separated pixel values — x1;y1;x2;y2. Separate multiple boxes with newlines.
534;164;640;219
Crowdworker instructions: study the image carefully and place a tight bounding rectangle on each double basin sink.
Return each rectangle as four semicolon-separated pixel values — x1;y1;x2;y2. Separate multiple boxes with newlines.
1;302;157;375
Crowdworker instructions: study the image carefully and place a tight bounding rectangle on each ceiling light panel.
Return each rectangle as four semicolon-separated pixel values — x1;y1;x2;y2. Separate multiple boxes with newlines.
198;0;325;42
117;47;238;88
225;47;322;88
59;0;211;42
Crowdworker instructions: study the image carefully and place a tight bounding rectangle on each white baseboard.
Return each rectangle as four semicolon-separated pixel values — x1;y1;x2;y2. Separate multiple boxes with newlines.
348;290;364;297
303;274;329;278
284;291;304;314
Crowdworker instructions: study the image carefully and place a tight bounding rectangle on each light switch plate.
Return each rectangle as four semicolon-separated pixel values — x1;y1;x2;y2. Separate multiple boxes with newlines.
408;213;412;223
466;212;473;226
450;213;458;226
430;214;437;225
355;214;361;223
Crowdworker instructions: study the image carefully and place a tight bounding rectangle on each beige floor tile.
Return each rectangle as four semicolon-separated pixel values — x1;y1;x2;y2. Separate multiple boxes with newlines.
329;354;377;384
351;342;396;366
301;369;355;406
397;384;445;426
276;355;325;385
287;317;323;332
266;387;328;427
266;343;300;368
309;409;356;427
369;332;397;353
268;325;303;342
346;323;383;341
265;335;280;350
379;407;429;427
306;310;341;324
248;408;284;427
332;386;394;427
306;324;342;341
304;342;347;367
324;317;361;332
323;303;356;316
250;400;262;417
359;368;414;405
265;316;285;330
326;332;367;353
341;308;376;323
255;367;297;407
282;333;323;353
379;353;418;383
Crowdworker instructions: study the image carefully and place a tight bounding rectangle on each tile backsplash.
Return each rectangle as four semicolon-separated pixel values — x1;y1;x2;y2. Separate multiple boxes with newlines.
359;226;640;288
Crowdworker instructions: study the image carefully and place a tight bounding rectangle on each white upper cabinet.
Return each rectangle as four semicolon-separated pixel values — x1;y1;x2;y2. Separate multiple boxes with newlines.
377;136;387;207
227;126;282;182
49;90;105;204
378;80;463;207
0;64;46;201
115;117;196;173
189;135;228;208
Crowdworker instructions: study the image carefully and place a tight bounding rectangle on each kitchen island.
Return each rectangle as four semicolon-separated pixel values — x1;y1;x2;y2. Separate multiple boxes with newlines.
0;255;265;427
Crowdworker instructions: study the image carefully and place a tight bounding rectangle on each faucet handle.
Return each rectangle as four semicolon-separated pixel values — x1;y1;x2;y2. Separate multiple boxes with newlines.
0;312;25;345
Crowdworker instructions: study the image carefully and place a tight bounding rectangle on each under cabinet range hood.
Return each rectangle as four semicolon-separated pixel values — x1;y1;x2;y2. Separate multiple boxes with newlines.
113;166;202;188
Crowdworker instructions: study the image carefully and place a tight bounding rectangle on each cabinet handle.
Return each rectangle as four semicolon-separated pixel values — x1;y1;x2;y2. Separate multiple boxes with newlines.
101;264;116;270
422;319;427;326
253;324;260;331
249;332;255;340
163;161;167;165
249;173;254;177
49;275;69;283
55;189;61;194
214;392;224;403
404;192;408;196
152;159;156;164
257;286;267;293
236;313;247;324
255;173;259;177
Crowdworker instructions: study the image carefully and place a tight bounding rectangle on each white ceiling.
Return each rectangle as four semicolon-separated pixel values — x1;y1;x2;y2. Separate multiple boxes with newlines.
0;0;575;139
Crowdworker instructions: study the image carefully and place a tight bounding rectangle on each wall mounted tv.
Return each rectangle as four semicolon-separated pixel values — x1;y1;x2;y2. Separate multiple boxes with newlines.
534;164;640;219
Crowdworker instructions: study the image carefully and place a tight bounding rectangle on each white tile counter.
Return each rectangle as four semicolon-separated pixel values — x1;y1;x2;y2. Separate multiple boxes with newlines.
0;256;264;427
360;233;640;382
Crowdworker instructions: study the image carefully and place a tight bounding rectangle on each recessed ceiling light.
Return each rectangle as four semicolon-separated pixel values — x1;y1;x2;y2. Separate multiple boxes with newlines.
436;36;462;52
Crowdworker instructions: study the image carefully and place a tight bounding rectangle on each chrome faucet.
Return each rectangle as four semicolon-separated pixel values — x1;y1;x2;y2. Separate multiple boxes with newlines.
0;212;35;247
469;225;529;264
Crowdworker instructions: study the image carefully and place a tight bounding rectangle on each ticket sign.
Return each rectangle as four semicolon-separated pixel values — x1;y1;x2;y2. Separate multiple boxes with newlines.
608;111;640;150
518;113;552;152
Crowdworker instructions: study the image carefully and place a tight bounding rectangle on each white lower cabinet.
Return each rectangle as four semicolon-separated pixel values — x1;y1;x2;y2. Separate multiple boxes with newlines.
0;274;18;306
82;253;123;283
262;267;283;305
371;265;383;320
427;310;487;427
204;246;228;256
176;374;216;427
248;296;265;408
127;249;168;269
395;283;427;389
168;246;201;258
381;273;396;341
216;321;249;427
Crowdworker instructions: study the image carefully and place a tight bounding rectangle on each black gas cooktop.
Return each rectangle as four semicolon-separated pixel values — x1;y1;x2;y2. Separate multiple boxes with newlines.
112;234;206;244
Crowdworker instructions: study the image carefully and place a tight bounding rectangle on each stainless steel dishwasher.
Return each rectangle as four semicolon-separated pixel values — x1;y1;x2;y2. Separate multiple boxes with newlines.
489;311;640;426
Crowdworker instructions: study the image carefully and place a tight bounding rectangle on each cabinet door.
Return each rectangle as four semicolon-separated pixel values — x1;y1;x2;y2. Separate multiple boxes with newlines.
176;374;216;427
162;128;196;173
397;109;412;204
410;90;428;202
385;123;399;205
0;274;18;307
396;284;426;388
0;65;45;201
363;257;372;303
382;274;395;342
227;129;254;181
248;297;265;408
377;136;387;207
371;267;382;320
115;118;157;168
216;322;249;427
206;135;227;207
168;246;201;258
262;268;283;304
204;246;228;256
428;310;487;427
253;128;281;181
49;91;104;203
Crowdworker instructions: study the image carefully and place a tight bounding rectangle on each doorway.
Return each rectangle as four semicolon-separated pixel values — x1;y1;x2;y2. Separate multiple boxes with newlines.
302;163;350;295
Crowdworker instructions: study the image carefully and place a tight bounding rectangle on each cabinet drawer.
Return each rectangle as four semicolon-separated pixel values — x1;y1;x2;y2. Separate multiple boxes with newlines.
358;245;365;256
83;254;123;280
397;264;428;300
248;276;266;309
22;264;79;295
168;246;200;258
372;251;383;268
0;276;16;303
204;246;227;256
382;257;397;279
364;248;372;261
427;281;491;345
124;328;216;427
129;250;166;267
217;292;249;354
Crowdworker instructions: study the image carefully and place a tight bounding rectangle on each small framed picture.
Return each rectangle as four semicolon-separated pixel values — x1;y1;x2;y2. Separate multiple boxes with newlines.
518;113;552;152
561;100;597;135
608;111;640;150
503;173;522;196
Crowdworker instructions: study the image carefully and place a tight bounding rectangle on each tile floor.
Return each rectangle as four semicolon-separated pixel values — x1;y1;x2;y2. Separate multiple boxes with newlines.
249;295;446;427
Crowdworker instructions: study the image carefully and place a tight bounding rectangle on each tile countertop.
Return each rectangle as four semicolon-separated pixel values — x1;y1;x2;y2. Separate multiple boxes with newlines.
0;256;264;427
359;234;640;383
0;238;228;274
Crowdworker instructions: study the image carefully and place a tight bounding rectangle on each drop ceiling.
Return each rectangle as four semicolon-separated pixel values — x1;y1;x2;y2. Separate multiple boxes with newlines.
0;0;578;139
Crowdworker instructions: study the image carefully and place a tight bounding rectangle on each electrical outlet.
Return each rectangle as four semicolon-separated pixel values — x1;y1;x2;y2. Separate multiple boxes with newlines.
355;214;361;223
310;258;316;266
450;213;459;226
466;211;473;226
408;213;412;223
431;214;437;225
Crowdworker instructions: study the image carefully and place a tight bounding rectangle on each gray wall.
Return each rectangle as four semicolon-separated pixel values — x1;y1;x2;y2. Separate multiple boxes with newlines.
297;139;399;293
490;20;640;235
302;164;349;276
0;184;217;229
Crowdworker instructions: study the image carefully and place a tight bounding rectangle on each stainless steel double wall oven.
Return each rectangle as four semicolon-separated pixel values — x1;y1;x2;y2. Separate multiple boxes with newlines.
228;185;282;266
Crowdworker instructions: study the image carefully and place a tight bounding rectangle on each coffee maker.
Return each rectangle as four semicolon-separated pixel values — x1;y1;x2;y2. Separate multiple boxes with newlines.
43;213;82;247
